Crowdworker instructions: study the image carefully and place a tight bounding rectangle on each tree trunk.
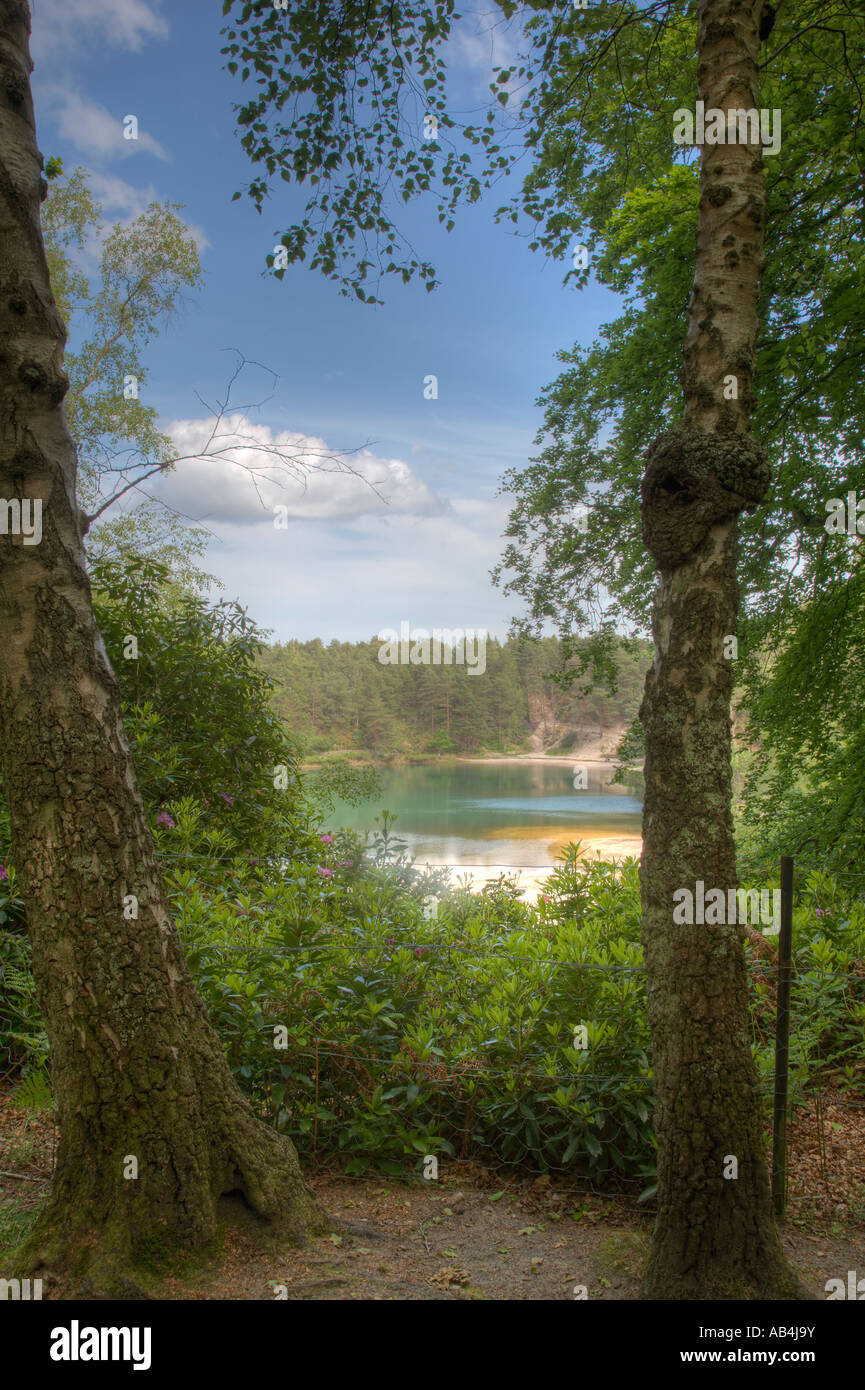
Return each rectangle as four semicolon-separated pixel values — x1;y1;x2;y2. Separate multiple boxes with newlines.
0;0;325;1296
638;0;803;1298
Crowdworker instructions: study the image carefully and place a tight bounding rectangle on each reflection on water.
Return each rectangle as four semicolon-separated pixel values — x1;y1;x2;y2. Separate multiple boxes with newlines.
328;760;643;877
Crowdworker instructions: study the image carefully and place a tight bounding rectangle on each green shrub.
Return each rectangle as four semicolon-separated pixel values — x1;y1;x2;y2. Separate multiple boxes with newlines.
748;868;865;1101
165;833;655;1181
7;804;864;1180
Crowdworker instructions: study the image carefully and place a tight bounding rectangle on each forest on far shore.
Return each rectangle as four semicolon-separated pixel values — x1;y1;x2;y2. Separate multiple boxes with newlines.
258;635;651;757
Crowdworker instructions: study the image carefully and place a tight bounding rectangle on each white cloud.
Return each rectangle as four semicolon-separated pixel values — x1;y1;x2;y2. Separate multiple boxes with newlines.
85;170;158;219
99;414;514;640
31;0;168;59
446;11;524;80
45;89;168;161
192;496;514;643
149;415;447;524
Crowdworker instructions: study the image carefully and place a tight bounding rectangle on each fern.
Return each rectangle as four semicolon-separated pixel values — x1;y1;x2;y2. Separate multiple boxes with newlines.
0;928;48;1070
1;963;35;999
11;1067;52;1111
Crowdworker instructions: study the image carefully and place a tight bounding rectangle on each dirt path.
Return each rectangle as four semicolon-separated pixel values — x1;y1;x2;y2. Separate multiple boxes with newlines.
2;1092;862;1300
177;1174;652;1301
159;1168;862;1301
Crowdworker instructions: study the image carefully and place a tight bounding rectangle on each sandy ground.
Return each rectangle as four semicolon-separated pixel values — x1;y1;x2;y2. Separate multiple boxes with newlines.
307;753;642;773
456;755;633;768
425;841;642;904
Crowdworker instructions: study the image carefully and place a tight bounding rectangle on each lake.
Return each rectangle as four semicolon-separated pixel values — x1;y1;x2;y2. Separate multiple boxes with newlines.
328;758;643;898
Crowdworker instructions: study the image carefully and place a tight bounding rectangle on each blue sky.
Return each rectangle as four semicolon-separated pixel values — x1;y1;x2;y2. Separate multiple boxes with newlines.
30;0;619;642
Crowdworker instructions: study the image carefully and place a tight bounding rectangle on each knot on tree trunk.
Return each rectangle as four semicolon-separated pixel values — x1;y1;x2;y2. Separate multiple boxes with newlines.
641;425;770;570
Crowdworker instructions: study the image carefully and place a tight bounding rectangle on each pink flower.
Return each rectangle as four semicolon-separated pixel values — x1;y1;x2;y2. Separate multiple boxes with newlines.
220;793;236;806
0;865;8;880
156;812;176;828
320;833;334;844
317;867;333;879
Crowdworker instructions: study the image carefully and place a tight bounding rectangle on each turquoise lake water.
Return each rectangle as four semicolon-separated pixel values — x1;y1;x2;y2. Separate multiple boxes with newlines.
328;760;643;881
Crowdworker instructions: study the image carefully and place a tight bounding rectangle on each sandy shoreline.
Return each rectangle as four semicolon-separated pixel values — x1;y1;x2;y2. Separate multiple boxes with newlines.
456;754;639;770
424;845;641;904
304;752;643;773
417;832;643;905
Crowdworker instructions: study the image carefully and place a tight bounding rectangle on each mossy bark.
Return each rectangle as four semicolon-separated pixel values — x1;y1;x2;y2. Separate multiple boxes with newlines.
0;0;326;1296
638;0;804;1298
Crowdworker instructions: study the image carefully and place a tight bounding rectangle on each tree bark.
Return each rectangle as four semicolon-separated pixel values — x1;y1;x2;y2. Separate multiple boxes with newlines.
638;0;803;1298
0;0;325;1296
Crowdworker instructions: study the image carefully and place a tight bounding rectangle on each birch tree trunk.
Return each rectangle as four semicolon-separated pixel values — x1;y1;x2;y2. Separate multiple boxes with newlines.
0;0;324;1296
639;0;803;1298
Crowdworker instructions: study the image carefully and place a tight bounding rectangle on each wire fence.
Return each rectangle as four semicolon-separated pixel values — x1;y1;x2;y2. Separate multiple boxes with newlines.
185;939;865;981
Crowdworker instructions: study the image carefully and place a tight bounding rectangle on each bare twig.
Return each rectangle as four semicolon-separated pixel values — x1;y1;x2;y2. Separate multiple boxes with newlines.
83;350;387;530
